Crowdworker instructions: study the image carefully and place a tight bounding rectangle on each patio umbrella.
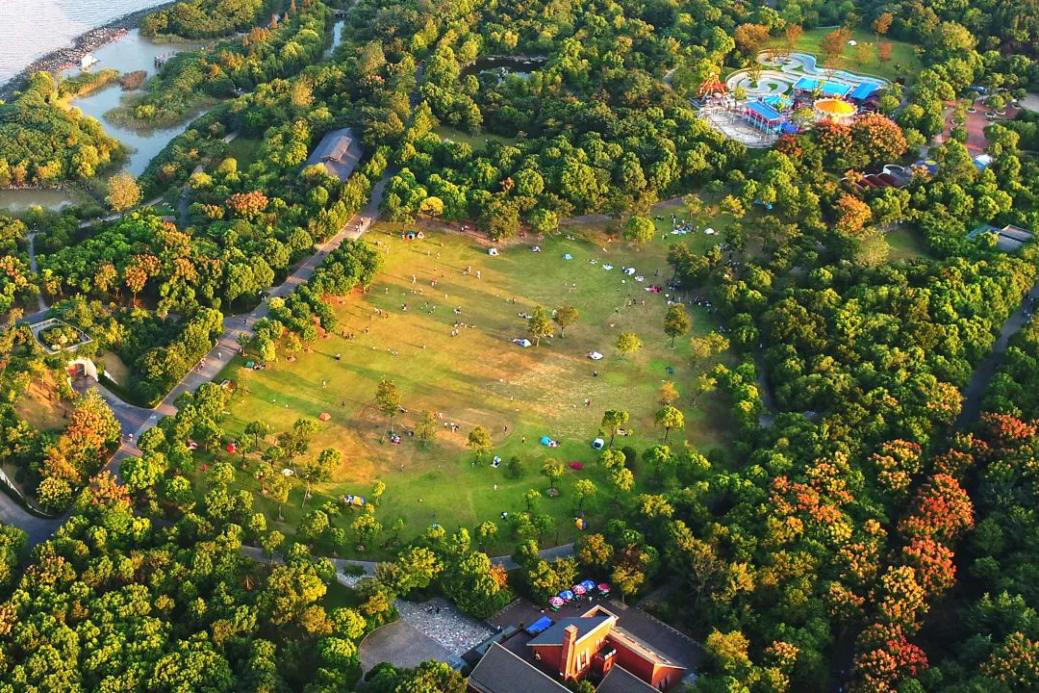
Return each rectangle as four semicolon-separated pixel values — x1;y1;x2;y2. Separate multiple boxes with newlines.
580;580;597;592
597;583;611;594
560;590;575;602
572;584;586;596
549;597;564;609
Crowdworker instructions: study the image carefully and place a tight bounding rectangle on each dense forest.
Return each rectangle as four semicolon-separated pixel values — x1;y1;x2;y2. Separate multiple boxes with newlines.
141;0;275;39
0;73;124;186
0;0;1037;689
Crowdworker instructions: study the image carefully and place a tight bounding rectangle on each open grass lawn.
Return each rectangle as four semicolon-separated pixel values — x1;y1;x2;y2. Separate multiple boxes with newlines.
14;371;71;432
434;126;517;150
768;28;922;82
225;136;264;168
885;225;933;262
209;215;734;557
101;350;131;386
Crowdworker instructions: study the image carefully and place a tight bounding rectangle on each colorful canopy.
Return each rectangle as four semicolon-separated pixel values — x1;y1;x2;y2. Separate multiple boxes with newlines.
849;82;880;101
746;100;782;123
573;584;587;595
528;615;554;634
597;583;611;593
549;597;564;607
793;76;818;91
580;580;597;591
820;81;852;97
559;590;575;601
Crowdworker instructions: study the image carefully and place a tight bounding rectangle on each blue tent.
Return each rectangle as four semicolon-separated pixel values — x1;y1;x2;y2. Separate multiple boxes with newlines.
526;616;554;635
794;77;819;92
849;82;880;101
746;100;782;123
820;81;852;97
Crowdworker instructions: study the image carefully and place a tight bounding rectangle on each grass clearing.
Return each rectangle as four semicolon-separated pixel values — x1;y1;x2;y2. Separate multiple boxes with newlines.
210;214;734;557
886;226;932;262
101;350;132;386
767;28;922;82
13;371;71;432
225;136;264;168
434;126;517;150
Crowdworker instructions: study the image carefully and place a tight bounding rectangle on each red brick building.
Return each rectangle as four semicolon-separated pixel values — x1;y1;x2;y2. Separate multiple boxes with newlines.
468;604;688;692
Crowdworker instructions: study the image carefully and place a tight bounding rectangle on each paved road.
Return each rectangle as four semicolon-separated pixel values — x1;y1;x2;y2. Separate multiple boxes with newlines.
240;541;574;577
1;175;389;544
95;175;390;484
25;233;46;313
956;282;1039;426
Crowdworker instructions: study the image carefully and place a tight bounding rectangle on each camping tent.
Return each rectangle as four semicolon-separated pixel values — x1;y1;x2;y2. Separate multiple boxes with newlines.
526;616;554;635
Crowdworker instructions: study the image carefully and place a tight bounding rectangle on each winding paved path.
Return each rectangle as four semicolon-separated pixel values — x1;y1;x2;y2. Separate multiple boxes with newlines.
1;177;390;545
956;282;1039;426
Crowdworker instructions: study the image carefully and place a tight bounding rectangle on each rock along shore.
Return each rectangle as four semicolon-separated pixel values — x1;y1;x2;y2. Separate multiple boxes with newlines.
0;0;178;102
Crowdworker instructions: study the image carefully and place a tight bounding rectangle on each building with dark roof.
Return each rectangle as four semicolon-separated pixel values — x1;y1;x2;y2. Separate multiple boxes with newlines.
305;127;363;181
596;664;659;693
466;604;690;692
468;643;570;693
967;223;1036;253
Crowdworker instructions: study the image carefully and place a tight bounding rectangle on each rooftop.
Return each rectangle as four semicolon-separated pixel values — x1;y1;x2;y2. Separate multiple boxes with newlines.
468;643;570;693
596;665;660;693
527;616;613;647
305;127;363;181
967;223;1035;252
746;100;782;122
850;82;880;100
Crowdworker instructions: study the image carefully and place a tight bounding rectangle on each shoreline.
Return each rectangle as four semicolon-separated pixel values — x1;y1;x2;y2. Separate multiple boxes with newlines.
0;0;178;102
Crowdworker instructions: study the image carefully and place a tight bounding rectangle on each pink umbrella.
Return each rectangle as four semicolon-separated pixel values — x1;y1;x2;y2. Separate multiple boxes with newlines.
573;584;587;596
549;597;564;607
597;583;611;594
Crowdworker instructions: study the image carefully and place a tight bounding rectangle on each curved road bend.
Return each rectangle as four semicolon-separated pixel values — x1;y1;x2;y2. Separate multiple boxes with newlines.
956;282;1039;426
1;178;390;546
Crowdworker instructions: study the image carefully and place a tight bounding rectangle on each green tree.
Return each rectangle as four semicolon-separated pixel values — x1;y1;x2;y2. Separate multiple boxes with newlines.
600;409;630;447
375;379;401;433
106;173;141;212
553;305;579;337
664;304;691;347
468;426;491;461
655;406;685;442
623;216;656;247
616;332;643;357
541;459;564;490
528;306;553;346
416;410;437;447
245;420;272;451
575;479;597;512
299;448;341;507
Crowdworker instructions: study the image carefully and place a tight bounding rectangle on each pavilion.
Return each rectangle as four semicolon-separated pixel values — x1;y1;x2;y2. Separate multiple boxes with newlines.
849;82;881;102
793;77;853;98
743;100;784;132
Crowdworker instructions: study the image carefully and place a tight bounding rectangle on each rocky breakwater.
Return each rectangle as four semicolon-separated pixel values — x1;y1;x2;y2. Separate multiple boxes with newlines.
0;1;177;101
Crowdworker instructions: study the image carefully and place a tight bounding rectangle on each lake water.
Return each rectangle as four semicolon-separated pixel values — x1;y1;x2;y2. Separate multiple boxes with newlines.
0;0;167;84
64;29;207;176
0;28;204;211
325;20;345;59
461;55;547;80
0;189;77;212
